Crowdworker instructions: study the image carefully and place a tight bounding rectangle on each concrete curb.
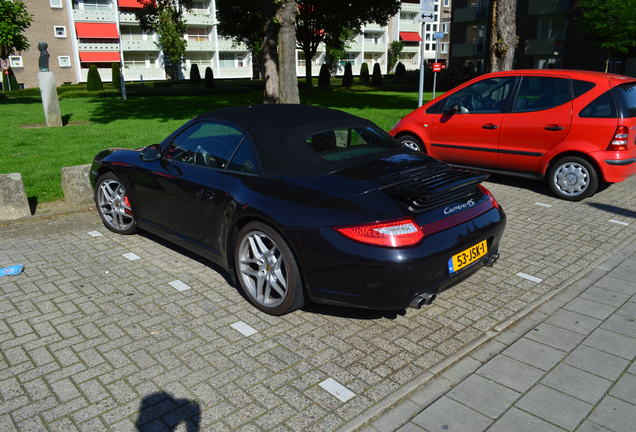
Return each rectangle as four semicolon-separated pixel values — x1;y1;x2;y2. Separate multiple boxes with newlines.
340;233;636;432
0;172;31;222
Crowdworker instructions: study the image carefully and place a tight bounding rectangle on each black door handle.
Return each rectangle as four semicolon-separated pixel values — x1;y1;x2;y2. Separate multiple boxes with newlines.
197;189;215;200
482;123;498;130
545;124;564;131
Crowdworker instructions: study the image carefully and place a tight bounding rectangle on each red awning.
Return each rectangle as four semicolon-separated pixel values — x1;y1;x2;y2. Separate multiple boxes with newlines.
79;51;121;63
400;32;422;42
75;23;119;39
118;0;145;8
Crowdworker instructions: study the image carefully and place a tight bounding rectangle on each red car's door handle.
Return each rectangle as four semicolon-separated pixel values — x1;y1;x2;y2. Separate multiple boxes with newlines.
482;123;498;130
545;124;564;131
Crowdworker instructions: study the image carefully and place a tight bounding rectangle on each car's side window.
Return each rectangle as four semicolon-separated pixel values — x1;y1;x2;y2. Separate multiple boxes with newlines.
580;91;617;118
442;77;516;114
226;141;259;174
163;122;245;169
512;76;572;112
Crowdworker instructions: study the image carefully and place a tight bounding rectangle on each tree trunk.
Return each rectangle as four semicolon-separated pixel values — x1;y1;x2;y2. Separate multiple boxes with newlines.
304;49;313;88
262;1;279;104
488;0;517;72
605;50;610;73
275;0;300;104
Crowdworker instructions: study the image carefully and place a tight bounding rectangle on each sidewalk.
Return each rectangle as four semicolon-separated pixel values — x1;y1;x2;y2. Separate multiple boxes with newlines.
361;240;636;432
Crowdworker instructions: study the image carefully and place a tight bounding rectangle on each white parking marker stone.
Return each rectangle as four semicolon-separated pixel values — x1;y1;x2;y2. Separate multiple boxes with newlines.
535;202;552;208
87;231;103;237
169;280;191;292
609;219;629;226
230;321;258;337
319;378;355;402
122;253;140;261
517;272;543;283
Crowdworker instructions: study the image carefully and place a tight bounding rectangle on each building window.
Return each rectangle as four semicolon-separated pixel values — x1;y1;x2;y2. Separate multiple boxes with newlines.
82;0;112;11
58;56;71;67
50;0;63;8
124;53;147;67
54;26;67;38
9;56;23;68
444;0;450;6
187;27;210;42
441;43;448;54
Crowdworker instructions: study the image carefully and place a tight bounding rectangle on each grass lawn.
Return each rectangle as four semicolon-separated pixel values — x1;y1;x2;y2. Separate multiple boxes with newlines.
1;87;433;203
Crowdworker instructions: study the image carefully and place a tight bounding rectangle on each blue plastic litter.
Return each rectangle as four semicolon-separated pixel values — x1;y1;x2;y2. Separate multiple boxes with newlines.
0;265;24;277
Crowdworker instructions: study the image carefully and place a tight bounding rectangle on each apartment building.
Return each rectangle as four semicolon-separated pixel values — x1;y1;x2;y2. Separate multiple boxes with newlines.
9;0;452;88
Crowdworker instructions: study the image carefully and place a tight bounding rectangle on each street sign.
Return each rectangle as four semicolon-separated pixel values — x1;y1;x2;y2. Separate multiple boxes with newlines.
416;0;436;22
433;31;445;40
432;62;442;72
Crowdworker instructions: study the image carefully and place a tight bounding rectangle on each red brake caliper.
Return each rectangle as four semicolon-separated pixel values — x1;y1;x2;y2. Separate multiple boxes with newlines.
123;196;132;215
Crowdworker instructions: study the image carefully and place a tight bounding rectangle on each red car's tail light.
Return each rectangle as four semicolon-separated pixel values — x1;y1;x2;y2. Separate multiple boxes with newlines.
478;184;499;209
608;125;629;151
335;218;424;247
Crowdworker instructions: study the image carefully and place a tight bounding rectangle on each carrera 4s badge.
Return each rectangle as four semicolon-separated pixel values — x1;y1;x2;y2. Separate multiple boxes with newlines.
444;199;475;215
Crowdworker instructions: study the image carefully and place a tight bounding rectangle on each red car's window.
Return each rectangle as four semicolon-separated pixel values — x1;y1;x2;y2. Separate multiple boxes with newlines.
435;77;517;114
612;82;636;117
511;76;572;112
580;91;617;118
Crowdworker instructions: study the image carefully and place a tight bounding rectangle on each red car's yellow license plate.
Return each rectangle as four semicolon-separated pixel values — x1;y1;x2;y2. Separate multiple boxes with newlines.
448;240;488;274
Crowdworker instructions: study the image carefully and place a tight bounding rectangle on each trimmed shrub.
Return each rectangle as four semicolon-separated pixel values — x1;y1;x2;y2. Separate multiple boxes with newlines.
111;63;121;90
359;62;369;83
395;62;406;81
318;63;330;87
371;63;383;86
86;65;103;91
342;62;353;87
190;64;201;85
204;66;214;87
0;92;7;102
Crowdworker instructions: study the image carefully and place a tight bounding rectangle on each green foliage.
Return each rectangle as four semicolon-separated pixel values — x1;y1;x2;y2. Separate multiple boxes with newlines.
342;61;353;87
578;0;636;65
359;62;369;83
0;0;32;58
318;63;330;87
189;64;201;85
388;41;403;71
204;66;214;87
86;65;104;91
111;63;121;90
0;91;7;102
371;63;382;86
395;62;406;81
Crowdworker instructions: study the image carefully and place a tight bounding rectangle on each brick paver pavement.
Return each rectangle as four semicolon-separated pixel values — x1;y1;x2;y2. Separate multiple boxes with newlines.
1;176;635;431
363;239;636;432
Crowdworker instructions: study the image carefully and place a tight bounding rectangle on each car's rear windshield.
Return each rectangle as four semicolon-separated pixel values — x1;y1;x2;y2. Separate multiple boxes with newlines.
613;82;636;117
306;126;402;162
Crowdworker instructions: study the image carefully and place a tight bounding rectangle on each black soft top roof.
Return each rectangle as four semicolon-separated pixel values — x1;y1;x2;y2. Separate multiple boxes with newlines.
196;104;379;176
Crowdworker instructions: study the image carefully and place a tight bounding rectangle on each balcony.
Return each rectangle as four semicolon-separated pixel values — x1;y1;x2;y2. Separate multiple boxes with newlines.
346;41;362;51
452;43;477;57
186;40;215;51
400;20;420;33
73;8;117;22
400;2;420;13
528;0;569;15
119;11;138;23
80;67;113;82
217;66;251;78
364;43;385;53
402;45;421;53
184;12;215;26
123;66;166;81
217;38;247;51
78;41;120;51
121;39;158;51
525;39;561;56
454;7;486;23
364;23;385;31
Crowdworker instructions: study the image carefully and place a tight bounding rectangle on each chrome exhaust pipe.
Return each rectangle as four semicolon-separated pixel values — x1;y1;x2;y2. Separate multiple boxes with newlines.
485;253;500;267
408;292;437;309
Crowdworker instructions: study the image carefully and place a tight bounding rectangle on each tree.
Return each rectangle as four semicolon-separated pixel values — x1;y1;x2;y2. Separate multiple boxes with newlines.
487;0;517;72
189;63;201;84
359;62;369;83
388;40;403;72
204;66;214;87
295;0;400;87
578;0;636;72
0;0;32;61
86;65;103;91
342;61;353;87
395;61;406;81
111;63;121;90
136;0;191;80
276;0;299;103
318;63;330;87
371;62;382;86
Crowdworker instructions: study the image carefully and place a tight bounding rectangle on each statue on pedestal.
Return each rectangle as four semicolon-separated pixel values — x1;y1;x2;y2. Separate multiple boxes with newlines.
38;42;50;72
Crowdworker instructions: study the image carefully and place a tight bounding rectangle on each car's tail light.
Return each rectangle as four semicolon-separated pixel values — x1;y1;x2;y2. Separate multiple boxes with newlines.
478;184;499;209
335;218;424;247
608;125;629;151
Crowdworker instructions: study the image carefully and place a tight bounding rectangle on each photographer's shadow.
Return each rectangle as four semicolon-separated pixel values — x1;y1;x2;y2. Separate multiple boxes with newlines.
135;392;200;432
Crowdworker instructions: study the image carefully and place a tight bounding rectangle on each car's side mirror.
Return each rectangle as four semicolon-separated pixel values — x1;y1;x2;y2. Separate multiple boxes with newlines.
457;104;470;114
140;144;161;162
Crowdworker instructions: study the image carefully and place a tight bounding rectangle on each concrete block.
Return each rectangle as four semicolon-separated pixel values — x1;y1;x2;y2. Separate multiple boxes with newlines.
61;165;93;206
589;396;636;432
476;354;544;393
38;71;62;127
541;364;612;404
564;345;629;381
0;173;31;221
412;396;492;432
583;328;636;360
502;338;566;371
488;407;563;432
447;374;520;418
515;384;592;430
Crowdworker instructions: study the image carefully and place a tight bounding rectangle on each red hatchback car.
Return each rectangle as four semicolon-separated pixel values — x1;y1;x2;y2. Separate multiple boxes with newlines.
390;70;636;200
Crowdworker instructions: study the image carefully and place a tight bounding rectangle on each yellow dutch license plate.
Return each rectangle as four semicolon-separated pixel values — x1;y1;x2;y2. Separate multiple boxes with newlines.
448;240;488;274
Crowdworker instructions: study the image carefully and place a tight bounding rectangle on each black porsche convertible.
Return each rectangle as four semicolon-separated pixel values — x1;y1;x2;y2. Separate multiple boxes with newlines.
90;105;506;315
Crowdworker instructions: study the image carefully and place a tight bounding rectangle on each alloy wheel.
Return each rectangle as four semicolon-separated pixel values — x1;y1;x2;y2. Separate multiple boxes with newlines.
97;179;135;232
